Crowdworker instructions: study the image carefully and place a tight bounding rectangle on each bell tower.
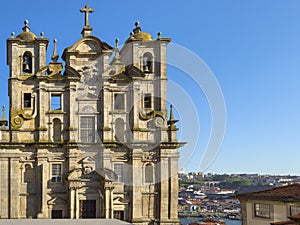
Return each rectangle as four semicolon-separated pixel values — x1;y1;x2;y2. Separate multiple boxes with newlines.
7;20;49;78
6;20;49;139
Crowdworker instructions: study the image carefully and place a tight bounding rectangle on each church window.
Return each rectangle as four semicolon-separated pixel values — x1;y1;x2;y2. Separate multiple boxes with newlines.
51;210;63;219
51;94;61;110
114;93;125;110
51;164;62;183
145;163;154;183
53;118;62;142
114;164;124;182
142;52;153;73
24;164;32;183
115;118;125;142
22;51;32;74
24;93;31;108
113;210;124;220
254;203;271;218
144;94;152;108
80;116;95;143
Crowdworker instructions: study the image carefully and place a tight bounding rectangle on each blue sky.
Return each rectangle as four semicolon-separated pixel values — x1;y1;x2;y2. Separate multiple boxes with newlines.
1;0;300;175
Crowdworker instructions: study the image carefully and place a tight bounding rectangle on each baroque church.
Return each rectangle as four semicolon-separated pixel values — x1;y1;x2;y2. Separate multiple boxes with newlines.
0;4;185;225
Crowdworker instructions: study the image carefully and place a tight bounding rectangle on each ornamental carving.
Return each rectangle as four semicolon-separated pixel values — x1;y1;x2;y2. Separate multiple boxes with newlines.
142;151;158;162
11;93;37;129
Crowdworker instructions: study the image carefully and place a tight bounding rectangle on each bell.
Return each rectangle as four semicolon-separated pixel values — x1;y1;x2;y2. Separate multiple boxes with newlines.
143;56;150;73
24;64;30;72
143;65;149;73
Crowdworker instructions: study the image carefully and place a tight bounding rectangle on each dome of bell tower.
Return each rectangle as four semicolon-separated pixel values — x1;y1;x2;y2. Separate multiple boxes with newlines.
126;21;153;43
16;20;37;41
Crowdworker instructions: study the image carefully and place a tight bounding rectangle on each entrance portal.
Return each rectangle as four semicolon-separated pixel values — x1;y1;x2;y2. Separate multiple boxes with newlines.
79;200;96;218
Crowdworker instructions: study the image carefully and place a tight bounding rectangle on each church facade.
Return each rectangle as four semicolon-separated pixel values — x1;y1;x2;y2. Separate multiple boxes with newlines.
0;4;184;225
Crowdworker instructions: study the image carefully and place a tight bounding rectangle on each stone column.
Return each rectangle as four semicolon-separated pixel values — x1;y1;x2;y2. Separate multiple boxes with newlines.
169;153;180;223
10;157;20;218
104;181;114;219
159;155;169;221
110;188;114;219
75;188;79;219
0;158;9;218
37;150;48;218
68;83;77;142
132;83;141;140
105;187;110;219
69;187;74;219
102;85;111;141
38;84;47;141
131;150;143;222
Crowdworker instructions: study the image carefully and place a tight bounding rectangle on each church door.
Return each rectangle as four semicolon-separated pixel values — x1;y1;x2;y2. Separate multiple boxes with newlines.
79;200;96;218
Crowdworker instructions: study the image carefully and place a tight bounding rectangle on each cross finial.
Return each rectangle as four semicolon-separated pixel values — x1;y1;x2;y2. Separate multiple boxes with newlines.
80;4;94;27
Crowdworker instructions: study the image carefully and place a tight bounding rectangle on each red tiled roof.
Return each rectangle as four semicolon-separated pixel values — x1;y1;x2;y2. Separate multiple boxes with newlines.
289;212;300;220
270;221;294;225
237;183;300;202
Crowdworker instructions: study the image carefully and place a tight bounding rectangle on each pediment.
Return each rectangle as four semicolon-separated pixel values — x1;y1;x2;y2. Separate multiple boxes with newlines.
47;196;67;205
62;36;113;58
64;66;81;78
113;197;129;205
108;72;131;83
81;156;95;163
76;41;98;53
67;168;104;181
96;168;118;181
125;65;145;78
76;92;98;101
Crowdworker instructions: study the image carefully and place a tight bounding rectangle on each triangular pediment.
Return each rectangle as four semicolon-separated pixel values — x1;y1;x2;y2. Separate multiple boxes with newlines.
81;156;95;163
76;92;99;101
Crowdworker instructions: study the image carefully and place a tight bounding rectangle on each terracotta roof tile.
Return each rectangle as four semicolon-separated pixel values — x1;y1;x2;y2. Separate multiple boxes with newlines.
237;183;300;202
270;221;294;225
289;212;300;219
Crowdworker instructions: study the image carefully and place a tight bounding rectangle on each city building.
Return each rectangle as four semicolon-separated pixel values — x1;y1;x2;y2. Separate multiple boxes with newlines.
0;4;185;225
237;183;300;225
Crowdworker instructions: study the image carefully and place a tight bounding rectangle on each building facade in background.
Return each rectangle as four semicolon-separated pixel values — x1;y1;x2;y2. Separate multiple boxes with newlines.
0;4;184;225
238;184;300;225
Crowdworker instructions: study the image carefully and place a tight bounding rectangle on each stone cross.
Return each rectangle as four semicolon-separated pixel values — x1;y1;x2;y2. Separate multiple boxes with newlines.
80;4;94;27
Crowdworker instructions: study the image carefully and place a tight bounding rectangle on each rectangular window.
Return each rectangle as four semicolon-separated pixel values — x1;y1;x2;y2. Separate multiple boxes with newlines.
114;93;125;110
114;164;124;182
51;164;62;183
144;94;151;108
51;94;61;110
254;203;270;218
290;205;300;215
24;93;31;108
51;210;63;219
113;210;124;220
80;116;95;143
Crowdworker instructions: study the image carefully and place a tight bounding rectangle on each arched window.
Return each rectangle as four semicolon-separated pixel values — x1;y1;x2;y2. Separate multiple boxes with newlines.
145;163;154;183
24;164;32;183
115;118;125;142
23;51;32;74
142;52;153;73
53;118;62;142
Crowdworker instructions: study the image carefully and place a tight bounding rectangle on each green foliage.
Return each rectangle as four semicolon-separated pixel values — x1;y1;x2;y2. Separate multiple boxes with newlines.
220;178;251;188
